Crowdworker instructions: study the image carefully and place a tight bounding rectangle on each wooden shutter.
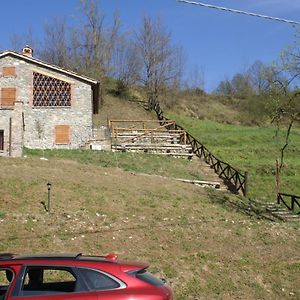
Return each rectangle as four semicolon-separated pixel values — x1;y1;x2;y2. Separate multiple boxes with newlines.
55;125;70;144
3;67;16;76
1;88;16;107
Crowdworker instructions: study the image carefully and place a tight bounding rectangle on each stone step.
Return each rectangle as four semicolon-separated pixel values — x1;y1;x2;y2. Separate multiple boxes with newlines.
112;149;193;157
266;207;289;212
115;132;181;137
112;145;193;151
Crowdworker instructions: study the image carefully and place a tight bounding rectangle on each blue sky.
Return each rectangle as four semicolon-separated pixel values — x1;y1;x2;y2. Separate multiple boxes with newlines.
0;0;299;91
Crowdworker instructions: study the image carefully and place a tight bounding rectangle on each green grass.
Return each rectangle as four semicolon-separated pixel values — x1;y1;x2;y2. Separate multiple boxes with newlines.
24;148;204;181
167;114;300;201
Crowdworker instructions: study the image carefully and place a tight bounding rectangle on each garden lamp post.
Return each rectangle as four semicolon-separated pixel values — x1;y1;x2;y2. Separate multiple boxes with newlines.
47;182;52;213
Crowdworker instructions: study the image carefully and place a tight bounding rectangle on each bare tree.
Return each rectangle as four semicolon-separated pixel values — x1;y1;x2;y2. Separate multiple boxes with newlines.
71;0;121;79
10;27;36;53
39;18;69;68
134;16;184;110
247;60;278;95
185;64;205;91
110;35;140;86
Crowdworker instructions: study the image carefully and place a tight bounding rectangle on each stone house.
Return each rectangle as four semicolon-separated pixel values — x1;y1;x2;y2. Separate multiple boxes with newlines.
0;46;100;157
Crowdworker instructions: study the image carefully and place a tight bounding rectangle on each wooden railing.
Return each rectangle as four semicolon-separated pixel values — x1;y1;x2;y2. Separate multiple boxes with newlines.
153;102;248;196
109;119;175;130
277;193;300;214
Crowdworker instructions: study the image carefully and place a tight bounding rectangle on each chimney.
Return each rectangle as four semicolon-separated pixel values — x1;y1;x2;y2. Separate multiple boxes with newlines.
22;46;33;57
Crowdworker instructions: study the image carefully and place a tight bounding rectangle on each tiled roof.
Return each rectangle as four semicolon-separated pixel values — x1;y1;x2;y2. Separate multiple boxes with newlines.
0;51;99;86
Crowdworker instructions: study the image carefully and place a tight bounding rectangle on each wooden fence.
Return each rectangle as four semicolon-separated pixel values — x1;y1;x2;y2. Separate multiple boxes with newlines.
277;193;300;214
153;102;248;196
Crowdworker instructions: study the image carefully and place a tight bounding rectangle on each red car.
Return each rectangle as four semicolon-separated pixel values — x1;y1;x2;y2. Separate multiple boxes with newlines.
0;253;173;300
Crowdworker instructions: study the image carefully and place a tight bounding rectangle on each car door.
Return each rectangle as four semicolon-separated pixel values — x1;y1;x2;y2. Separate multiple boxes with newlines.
9;265;98;300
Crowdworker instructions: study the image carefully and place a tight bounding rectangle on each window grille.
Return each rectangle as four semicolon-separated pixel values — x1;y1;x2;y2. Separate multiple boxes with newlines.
33;72;71;107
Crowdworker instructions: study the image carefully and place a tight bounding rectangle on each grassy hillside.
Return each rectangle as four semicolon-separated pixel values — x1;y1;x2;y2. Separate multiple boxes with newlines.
166;114;300;201
0;154;299;299
93;93;157;127
162;91;242;125
24;149;209;181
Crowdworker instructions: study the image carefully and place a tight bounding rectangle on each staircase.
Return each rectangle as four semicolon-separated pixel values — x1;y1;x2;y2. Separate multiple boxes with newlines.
249;200;300;222
264;203;300;222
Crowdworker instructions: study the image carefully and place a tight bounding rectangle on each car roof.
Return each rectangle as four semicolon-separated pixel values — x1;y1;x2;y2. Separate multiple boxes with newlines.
0;253;110;262
0;253;148;271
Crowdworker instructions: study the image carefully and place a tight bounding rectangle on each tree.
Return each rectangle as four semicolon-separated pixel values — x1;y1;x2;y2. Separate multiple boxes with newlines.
215;78;234;96
69;0;121;79
264;31;300;195
185;64;205;92
247;60;278;95
110;35;140;86
10;27;36;53
134;16;184;110
215;73;252;98
36;0;121;81
39;18;69;68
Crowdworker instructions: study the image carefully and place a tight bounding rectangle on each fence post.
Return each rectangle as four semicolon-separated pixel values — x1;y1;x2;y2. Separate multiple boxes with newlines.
291;196;295;211
244;172;248;197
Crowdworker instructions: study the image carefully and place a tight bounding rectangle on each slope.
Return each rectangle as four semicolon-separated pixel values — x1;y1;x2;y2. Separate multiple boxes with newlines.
0;155;299;299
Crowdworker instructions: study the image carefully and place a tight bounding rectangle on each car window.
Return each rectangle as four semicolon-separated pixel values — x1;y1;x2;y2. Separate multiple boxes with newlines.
78;268;120;291
0;269;13;300
20;266;80;296
128;269;165;287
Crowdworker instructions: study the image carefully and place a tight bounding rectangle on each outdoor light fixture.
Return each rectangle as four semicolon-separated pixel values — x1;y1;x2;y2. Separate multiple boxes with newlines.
47;182;52;213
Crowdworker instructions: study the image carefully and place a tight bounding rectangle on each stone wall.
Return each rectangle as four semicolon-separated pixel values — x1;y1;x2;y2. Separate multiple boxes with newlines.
0;56;94;156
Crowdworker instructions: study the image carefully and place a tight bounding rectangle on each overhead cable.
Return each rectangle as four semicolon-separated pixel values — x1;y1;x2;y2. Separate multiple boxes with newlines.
177;0;300;26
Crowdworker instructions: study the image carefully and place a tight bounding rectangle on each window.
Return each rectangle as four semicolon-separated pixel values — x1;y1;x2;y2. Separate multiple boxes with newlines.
127;269;165;287
0;131;3;151
0;269;14;300
20;266;80;296
0;88;16;108
3;67;16;76
33;72;71;107
55;125;70;144
78;268;120;291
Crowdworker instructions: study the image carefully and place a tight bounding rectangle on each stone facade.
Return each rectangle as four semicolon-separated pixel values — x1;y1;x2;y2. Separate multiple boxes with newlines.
0;53;99;157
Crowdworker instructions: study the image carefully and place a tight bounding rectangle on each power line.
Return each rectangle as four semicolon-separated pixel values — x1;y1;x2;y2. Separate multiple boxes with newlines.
177;0;300;26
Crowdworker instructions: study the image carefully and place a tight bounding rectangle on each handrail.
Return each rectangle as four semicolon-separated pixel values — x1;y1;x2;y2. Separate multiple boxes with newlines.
109;119;176;130
277;193;300;214
152;102;248;196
